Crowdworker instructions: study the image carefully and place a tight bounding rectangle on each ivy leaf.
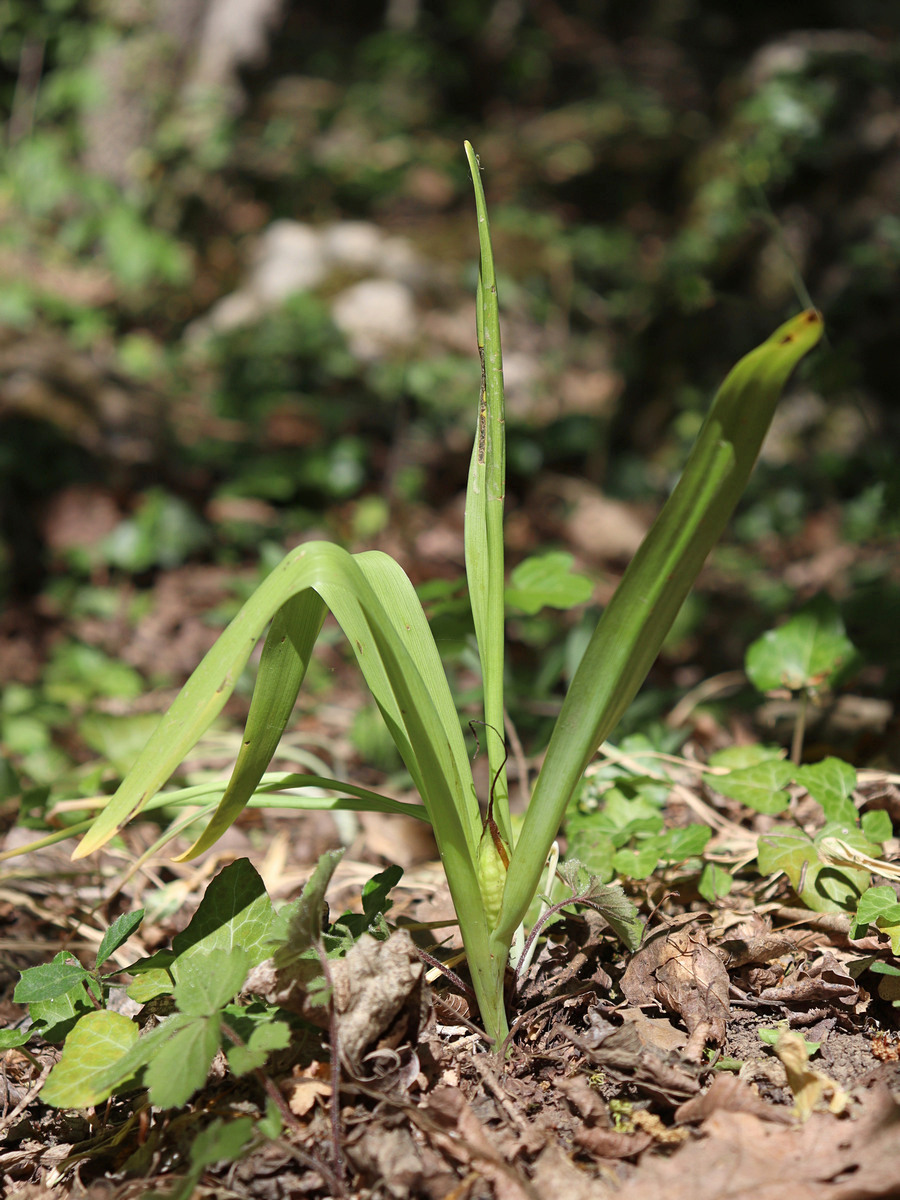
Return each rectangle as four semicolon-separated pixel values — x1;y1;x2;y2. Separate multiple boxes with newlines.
505;552;593;615
698;862;733;904
97;909;145;970
41;1011;140;1108
861;809;893;844
660;824;711;862
145;1016;222;1109
757;822;876;913
795;759;857;825
172;948;250;1016
564;826;616;883
712;760;793;814
225;1020;291;1076
853;886;900;953
172;859;276;968
14;955;92;1004
745;597;858;694
708;743;784;770
613;843;661;880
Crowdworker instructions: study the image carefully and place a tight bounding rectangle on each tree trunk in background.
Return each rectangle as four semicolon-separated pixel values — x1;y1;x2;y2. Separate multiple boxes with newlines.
82;0;287;187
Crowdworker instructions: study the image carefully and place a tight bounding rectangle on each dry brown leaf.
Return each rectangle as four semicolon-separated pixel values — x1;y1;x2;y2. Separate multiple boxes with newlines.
675;1073;795;1125
611;1085;900;1200
331;931;425;1074
774;1030;848;1122
282;1060;332;1117
621;923;730;1059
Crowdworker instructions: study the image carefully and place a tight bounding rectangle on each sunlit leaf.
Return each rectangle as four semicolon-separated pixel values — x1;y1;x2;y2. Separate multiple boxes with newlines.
41;1011;140;1108
745;597;857;693
505;552;593;615
795;758;857;824
711;759;793;814
97;909;145;970
172;859;275;968
14;955;91;1004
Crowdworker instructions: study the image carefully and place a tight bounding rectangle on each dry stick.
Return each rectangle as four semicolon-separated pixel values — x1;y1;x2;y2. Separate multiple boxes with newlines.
413;947;477;1002
313;939;347;1196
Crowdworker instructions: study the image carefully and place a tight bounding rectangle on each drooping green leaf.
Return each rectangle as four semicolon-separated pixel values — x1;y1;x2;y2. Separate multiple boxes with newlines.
795;758;857;824
14;955;92;1004
171;859;275;968
558;861;645;950
745;597;858;694
502;309;824;953
505;552;593;615
97;909;145;970
711;759;793;814
41;1011;140;1108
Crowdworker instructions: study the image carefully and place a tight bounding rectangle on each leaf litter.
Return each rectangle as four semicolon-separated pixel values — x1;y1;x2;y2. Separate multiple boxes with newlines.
3;645;897;1182
3;757;900;1198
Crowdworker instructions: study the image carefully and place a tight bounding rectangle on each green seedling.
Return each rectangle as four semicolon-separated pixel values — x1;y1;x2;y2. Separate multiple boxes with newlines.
66;143;823;1045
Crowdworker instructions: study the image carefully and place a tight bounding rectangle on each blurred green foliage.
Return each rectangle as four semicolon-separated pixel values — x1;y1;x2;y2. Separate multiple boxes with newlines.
1;0;898;795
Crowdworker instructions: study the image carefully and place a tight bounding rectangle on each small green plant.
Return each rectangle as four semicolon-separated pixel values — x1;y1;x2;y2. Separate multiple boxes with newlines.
11;854;400;1110
65;143;823;1045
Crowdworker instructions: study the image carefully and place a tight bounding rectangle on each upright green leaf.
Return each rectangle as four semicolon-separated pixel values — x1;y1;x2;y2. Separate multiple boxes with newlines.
498;308;823;949
464;140;510;843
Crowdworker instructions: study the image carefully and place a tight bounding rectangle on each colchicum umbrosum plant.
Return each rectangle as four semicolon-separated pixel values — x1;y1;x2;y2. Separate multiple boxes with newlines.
71;144;823;1045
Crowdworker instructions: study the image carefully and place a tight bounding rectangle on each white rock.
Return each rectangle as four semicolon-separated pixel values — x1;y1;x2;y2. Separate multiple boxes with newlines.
196;288;266;336
251;220;328;302
321;221;385;271
331;279;418;360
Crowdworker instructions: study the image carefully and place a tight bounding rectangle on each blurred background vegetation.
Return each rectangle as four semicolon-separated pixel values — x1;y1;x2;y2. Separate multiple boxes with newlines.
1;0;898;805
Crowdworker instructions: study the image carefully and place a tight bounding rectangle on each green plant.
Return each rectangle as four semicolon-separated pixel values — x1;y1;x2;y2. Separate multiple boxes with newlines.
66;144;823;1046
10;853;401;1110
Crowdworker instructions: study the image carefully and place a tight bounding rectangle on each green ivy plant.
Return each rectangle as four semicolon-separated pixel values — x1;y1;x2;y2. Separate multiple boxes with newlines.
10;854;399;1110
64;143;823;1046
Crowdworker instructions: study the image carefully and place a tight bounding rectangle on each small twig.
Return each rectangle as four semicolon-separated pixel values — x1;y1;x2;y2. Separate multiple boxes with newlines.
313;940;347;1197
0;1061;53;1135
413;947;477;1001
